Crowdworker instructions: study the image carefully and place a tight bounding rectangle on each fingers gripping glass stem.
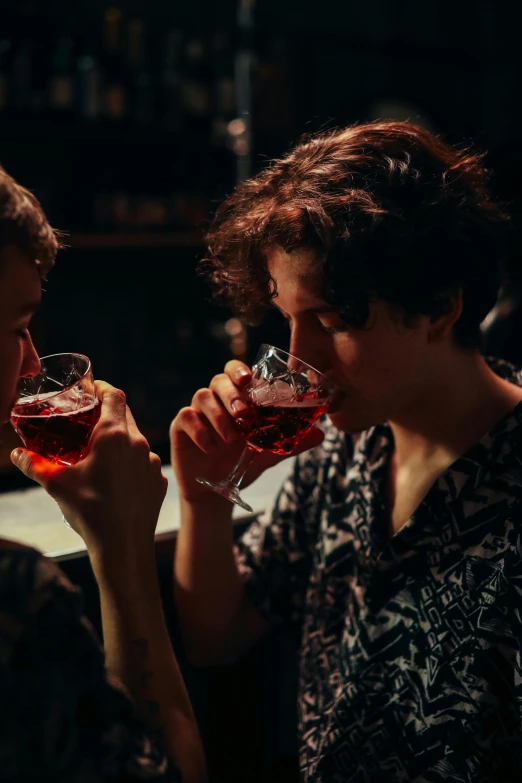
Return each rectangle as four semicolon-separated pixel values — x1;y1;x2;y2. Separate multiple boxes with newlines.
196;445;256;513
196;344;334;511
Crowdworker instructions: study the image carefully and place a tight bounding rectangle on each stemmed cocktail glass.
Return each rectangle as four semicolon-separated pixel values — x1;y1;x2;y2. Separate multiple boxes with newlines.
10;352;100;527
196;344;334;512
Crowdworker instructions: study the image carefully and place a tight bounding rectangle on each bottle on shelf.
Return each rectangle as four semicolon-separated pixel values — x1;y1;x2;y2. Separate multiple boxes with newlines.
76;31;101;122
101;7;128;122
211;30;236;147
48;36;75;115
160;28;183;131
127;17;155;125
180;37;211;123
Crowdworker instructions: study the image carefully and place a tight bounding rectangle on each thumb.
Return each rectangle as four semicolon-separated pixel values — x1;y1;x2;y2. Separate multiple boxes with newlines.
11;449;61;488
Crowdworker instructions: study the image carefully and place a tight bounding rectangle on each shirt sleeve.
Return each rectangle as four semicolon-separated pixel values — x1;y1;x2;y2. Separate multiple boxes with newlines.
0;546;182;783
234;422;348;631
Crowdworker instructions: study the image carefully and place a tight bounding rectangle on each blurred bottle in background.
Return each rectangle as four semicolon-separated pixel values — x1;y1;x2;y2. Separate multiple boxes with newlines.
181;36;211;127
0;3;244;235
127;17;155;126
102;6;127;122
161;28;183;132
76;28;102;122
211;30;236;148
48;35;75;116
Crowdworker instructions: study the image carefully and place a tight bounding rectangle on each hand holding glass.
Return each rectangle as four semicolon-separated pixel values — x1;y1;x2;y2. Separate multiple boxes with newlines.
196;344;334;512
10;352;100;526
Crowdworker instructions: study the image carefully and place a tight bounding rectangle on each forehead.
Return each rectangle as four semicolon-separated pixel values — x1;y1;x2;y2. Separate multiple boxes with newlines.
267;247;325;307
0;246;42;320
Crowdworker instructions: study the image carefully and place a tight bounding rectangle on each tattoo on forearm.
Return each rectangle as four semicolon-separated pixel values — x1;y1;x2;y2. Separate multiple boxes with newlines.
130;639;163;727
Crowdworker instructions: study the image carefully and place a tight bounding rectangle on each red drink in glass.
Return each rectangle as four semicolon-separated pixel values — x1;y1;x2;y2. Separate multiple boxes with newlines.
196;344;335;513
237;397;328;455
11;397;101;466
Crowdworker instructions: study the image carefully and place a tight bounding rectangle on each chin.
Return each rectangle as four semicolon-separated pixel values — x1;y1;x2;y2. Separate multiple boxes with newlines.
1;399;15;426
328;409;381;435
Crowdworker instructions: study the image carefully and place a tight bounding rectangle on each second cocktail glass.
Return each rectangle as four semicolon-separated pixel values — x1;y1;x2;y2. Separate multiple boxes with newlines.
196;344;334;512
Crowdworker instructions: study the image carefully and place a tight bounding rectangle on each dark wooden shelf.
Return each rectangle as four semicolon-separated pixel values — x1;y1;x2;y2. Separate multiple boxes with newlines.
68;232;205;249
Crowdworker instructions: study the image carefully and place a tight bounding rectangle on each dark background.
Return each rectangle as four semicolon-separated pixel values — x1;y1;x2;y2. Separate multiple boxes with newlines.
1;0;521;484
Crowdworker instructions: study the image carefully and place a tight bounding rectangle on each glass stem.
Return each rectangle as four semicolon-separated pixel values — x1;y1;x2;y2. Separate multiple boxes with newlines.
226;446;256;489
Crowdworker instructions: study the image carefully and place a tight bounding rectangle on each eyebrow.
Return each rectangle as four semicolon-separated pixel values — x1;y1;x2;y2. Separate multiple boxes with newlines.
301;305;340;314
272;302;340;316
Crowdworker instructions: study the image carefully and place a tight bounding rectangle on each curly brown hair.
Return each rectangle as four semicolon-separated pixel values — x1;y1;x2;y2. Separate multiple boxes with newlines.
203;120;511;349
0;165;62;279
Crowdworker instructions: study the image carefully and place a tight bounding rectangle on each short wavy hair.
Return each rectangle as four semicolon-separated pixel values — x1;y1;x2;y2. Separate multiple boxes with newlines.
0;165;62;279
203;120;511;349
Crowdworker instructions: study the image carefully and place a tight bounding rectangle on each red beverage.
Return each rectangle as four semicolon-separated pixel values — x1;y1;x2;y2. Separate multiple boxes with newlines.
236;397;328;455
11;399;101;466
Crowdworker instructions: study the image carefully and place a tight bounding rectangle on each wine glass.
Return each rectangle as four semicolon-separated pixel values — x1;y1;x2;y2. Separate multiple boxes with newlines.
196;344;334;512
10;353;100;527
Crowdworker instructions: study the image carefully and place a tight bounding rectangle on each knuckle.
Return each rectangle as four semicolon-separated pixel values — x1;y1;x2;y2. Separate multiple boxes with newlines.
176;407;199;428
209;374;229;392
110;388;127;404
133;436;150;455
192;387;214;407
92;427;111;447
170;408;187;430
150;451;162;468
224;360;239;374
94;426;127;449
94;379;110;394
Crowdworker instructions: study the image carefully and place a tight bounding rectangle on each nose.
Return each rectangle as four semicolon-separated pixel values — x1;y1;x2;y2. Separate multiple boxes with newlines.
21;333;41;378
289;326;326;374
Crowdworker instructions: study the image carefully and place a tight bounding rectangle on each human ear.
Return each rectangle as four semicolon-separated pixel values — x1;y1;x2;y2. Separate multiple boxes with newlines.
427;288;463;342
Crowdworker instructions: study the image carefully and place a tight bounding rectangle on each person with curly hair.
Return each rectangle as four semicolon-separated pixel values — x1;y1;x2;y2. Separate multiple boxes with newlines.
170;120;522;782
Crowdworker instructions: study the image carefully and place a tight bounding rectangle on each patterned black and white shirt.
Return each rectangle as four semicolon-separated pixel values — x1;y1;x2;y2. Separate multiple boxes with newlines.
236;358;522;782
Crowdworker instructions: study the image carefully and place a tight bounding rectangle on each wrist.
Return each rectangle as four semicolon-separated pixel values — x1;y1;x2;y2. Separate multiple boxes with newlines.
88;540;157;589
180;494;234;522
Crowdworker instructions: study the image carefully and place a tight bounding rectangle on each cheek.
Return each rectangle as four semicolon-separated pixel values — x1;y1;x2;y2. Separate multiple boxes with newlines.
333;330;425;391
289;324;336;370
0;339;23;386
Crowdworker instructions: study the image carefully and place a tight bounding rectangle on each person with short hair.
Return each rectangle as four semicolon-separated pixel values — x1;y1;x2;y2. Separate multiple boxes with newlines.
0;166;206;782
171;121;522;781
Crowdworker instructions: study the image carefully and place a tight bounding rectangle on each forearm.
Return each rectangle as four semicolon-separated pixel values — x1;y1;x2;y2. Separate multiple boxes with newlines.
175;497;260;663
91;546;207;783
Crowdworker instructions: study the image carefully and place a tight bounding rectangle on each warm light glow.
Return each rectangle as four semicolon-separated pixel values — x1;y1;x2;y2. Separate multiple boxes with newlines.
225;318;243;336
228;118;247;137
233;139;249;156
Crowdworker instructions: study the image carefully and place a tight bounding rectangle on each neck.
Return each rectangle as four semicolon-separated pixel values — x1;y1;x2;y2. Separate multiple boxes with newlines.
389;349;522;468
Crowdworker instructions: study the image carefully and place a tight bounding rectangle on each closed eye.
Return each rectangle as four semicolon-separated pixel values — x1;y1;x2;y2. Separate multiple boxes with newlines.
316;317;348;335
318;324;343;334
